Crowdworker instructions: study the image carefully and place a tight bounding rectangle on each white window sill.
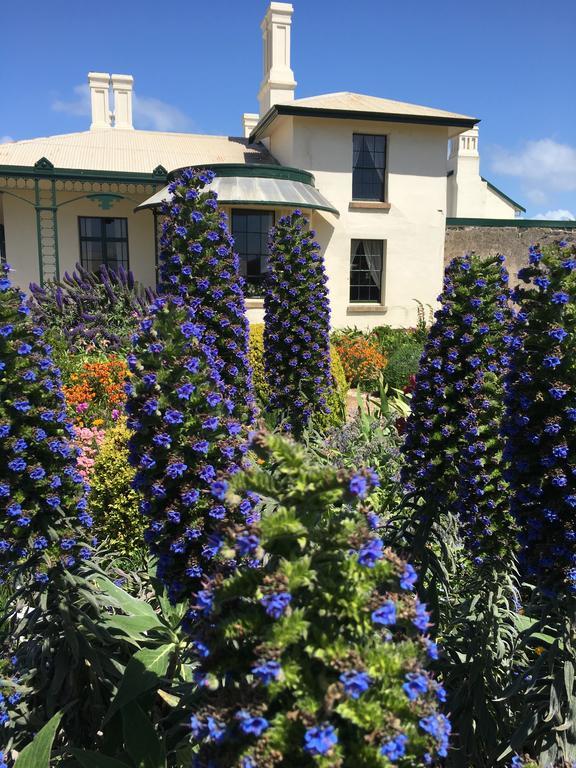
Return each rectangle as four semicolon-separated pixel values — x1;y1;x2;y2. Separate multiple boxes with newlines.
349;201;391;211
245;298;264;309
346;304;388;314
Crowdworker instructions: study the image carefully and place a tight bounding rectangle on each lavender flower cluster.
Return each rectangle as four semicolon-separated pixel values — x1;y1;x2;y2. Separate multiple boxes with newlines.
401;253;512;563
503;242;576;593
126;171;257;618
0;263;91;586
28;262;154;354
264;210;332;435
188;433;449;766
158;168;256;426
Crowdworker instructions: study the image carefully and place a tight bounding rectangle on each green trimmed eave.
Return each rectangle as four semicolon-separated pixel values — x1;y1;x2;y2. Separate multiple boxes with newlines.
481;177;526;213
249;104;480;143
0;164;168;184
447;217;576;228
168;163;315;186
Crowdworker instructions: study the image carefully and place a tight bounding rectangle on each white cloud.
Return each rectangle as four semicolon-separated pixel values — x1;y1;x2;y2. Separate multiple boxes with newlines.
491;138;576;193
532;209;575;221
52;84;90;116
133;94;193;132
0;136;14;144
51;83;194;132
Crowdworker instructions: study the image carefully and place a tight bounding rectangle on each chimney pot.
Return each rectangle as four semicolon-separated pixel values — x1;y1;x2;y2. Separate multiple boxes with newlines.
88;72;111;130
258;2;297;117
111;74;134;130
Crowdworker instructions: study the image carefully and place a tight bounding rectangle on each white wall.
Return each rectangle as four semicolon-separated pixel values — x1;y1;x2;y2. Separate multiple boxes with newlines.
268;116;449;328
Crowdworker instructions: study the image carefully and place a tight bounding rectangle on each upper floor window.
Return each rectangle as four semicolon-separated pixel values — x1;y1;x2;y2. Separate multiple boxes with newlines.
352;134;387;201
78;217;129;272
231;209;274;297
350;239;384;303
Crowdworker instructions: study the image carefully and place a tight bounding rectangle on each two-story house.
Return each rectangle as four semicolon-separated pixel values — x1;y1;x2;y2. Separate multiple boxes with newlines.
0;2;524;328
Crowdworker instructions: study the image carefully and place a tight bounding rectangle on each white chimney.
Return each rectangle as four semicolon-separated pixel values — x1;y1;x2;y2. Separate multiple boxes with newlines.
258;2;297;117
111;74;134;130
242;113;260;139
88;72;111;130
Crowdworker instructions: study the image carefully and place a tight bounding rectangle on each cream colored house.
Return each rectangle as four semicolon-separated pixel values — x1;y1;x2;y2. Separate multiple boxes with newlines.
0;2;523;328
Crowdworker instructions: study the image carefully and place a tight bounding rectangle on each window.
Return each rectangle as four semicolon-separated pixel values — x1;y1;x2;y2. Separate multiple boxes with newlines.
78;217;129;272
352;134;387;201
349;239;384;303
231;209;274;296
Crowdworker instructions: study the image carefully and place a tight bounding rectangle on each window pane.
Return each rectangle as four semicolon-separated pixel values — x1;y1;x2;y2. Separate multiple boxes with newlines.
352;134;386;201
349;239;384;303
79;216;129;272
231;209;274;296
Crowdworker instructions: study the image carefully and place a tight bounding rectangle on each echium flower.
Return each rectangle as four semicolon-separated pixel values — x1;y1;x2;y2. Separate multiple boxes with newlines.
126;293;258;621
264;210;332;436
503;241;576;593
401;253;513;563
157;167;256;426
189;432;448;766
0;263;90;586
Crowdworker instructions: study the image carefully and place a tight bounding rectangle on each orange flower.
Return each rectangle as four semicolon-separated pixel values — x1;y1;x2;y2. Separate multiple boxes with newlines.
333;337;387;387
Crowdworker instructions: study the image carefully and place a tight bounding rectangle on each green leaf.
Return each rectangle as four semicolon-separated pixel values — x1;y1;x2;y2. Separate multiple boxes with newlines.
14;711;63;768
105;643;176;721
122;703;167;768
93;575;161;619
102;613;166;638
70;750;132;768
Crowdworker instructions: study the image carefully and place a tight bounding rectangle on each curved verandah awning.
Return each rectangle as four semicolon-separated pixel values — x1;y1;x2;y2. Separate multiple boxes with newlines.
135;163;339;216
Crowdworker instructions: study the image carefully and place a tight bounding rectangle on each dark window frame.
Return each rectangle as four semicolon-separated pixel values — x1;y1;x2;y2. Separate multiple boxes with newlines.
352;133;387;202
231;208;275;297
349;239;385;304
78;216;129;272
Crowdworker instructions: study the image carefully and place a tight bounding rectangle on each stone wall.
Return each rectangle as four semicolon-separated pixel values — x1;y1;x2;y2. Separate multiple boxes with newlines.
445;224;576;279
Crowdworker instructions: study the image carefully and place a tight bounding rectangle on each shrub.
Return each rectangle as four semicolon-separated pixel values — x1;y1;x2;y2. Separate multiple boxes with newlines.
249;323;347;428
332;334;387;390
263;210;333;436
190;432;449;767
89;421;144;559
28;262;153;355
383;341;424;391
369;325;415;357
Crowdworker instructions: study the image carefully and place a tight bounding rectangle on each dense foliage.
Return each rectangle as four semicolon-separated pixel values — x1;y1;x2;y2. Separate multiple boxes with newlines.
190;432;449;767
382;342;424;392
89;421;144;559
264;210;333;435
28;262;153;355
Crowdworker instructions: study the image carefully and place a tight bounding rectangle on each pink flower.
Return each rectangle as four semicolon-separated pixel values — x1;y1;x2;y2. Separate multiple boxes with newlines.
112;409;120;421
76;402;89;414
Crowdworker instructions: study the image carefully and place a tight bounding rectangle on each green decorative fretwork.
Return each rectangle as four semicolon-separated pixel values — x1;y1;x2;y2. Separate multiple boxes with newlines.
86;193;125;210
34;178;59;284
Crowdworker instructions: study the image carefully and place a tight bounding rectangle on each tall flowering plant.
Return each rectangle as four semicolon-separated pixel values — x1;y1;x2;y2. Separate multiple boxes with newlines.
189;432;449;767
0;263;100;752
0;263;90;585
502;242;576;763
264;210;333;435
157;168;256;425
401;253;513;562
399;253;518;766
127;171;257;620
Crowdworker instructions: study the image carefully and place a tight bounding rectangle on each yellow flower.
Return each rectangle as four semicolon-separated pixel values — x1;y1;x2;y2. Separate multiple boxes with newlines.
92;418;104;427
534;646;545;656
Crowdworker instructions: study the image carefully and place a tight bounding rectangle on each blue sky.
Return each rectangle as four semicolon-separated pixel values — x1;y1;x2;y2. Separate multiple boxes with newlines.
1;0;575;219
